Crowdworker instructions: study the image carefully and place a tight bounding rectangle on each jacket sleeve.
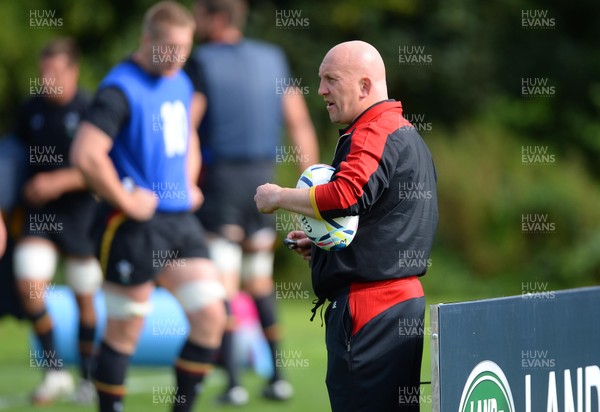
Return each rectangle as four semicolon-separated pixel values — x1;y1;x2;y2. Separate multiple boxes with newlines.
311;124;399;220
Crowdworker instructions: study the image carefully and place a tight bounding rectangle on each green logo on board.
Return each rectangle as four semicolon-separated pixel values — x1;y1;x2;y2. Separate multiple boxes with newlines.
459;361;515;412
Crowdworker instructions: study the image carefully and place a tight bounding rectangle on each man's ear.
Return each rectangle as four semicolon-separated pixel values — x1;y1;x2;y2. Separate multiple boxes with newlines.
359;76;372;99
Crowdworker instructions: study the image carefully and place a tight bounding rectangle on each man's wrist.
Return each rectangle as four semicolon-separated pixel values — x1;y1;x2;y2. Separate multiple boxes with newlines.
272;185;285;211
114;188;134;215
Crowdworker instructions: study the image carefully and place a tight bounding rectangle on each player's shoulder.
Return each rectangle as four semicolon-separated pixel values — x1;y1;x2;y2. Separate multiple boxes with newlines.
194;38;284;58
243;38;284;52
242;38;287;59
101;60;141;85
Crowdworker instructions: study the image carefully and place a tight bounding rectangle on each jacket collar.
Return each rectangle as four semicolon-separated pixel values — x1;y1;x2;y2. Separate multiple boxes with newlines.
339;99;403;136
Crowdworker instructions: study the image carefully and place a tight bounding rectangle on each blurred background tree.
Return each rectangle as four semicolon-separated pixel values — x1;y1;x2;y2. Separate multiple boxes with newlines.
1;0;599;289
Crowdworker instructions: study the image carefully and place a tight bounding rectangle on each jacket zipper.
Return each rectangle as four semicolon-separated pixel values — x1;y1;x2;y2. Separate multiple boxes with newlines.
341;298;353;371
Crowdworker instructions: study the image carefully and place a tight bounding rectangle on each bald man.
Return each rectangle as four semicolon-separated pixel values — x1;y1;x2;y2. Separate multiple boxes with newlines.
255;41;438;411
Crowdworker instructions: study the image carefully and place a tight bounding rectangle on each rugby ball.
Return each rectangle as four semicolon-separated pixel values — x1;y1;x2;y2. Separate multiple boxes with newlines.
296;164;359;251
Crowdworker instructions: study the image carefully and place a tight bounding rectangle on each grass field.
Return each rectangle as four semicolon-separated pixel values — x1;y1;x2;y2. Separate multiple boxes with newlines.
0;248;518;412
0;300;437;412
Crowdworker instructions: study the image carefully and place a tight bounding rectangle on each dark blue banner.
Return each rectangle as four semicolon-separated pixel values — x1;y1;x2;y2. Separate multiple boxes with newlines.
432;287;600;411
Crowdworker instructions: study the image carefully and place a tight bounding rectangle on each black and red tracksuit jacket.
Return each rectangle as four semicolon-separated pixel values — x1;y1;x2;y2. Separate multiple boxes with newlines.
309;100;438;301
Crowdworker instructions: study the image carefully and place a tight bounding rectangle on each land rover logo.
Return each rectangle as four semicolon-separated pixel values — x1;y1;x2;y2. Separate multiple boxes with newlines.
458;361;515;412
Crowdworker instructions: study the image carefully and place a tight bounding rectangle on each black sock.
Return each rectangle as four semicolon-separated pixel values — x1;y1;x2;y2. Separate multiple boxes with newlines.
93;341;130;412
253;293;282;382
78;323;96;380
172;340;217;412
28;309;61;370
221;301;240;389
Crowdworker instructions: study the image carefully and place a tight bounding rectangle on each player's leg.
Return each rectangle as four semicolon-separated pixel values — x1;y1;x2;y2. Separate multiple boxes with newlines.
92;211;158;412
56;194;103;404
204;231;248;405
242;228;293;401
154;213;228;411
156;257;227;412
196;161;250;405
64;256;102;403
14;236;74;404
93;281;154;412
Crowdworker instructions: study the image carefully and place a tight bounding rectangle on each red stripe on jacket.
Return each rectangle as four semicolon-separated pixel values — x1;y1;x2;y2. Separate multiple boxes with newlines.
314;101;410;213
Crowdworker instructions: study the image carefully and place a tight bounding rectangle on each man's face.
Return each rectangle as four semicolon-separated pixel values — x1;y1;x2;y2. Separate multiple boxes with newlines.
39;54;78;101
318;58;362;125
145;24;194;76
192;5;211;41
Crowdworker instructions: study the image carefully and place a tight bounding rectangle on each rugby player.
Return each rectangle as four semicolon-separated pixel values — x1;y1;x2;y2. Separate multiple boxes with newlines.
14;37;102;405
184;0;319;404
71;2;226;411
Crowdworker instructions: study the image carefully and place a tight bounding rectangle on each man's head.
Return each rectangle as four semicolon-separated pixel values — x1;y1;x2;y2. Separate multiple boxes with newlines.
38;37;79;104
193;0;247;42
140;1;196;76
318;41;388;125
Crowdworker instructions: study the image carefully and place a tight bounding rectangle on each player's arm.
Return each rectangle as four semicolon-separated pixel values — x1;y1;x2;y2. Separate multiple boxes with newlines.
22;167;87;207
255;184;316;217
283;91;319;172
184;55;207;133
0;211;6;259
70;87;157;221
188;91;206;181
190;91;207;131
187;117;204;211
71;122;155;221
257;125;394;219
185;58;208;210
16;99;86;206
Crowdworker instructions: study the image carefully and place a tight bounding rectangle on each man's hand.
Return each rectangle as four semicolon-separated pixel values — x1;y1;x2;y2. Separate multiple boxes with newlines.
122;187;158;221
254;183;282;214
0;213;7;259
189;185;204;212
23;168;87;208
23;172;63;207
287;230;312;261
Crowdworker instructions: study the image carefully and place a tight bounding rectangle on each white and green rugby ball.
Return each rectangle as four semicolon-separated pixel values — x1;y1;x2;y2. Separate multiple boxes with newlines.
296;164;359;251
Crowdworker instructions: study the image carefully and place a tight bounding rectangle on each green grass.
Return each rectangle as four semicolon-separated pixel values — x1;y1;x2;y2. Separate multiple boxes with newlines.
0;299;437;412
0;248;518;412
